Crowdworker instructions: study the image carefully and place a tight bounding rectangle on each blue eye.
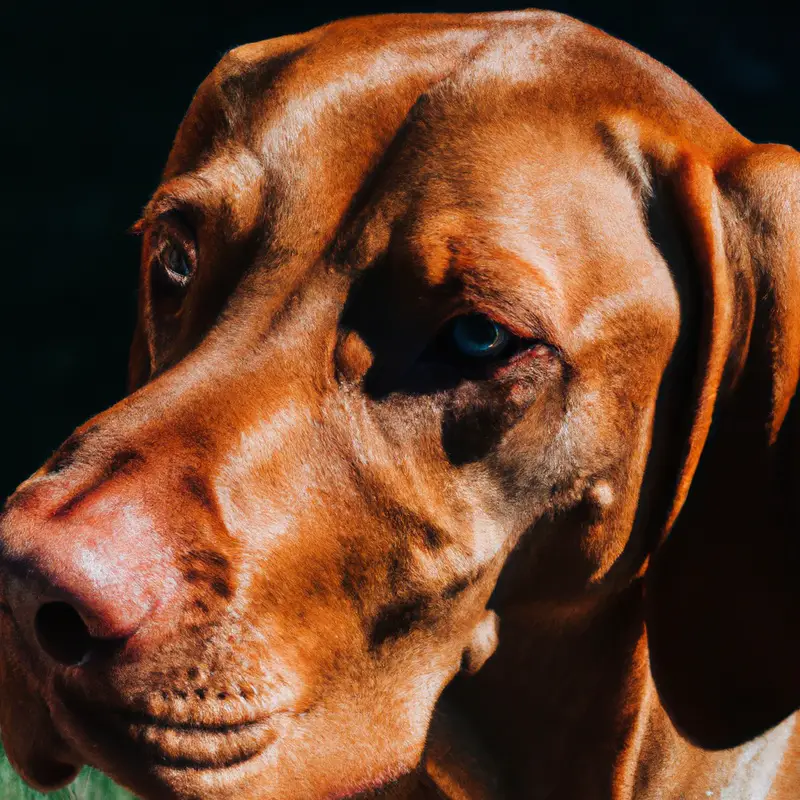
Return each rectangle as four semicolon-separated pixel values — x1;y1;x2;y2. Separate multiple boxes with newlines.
450;315;511;359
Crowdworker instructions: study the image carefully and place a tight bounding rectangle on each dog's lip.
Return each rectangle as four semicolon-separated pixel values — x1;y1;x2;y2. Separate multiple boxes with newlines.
121;710;282;769
112;706;287;733
53;687;296;771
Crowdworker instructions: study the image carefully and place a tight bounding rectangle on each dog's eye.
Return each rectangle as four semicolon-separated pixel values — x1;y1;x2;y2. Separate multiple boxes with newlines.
150;215;196;289
415;313;534;386
162;242;193;283
449;314;512;360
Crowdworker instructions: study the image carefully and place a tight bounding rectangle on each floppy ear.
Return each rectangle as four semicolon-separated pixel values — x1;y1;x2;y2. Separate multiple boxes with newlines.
640;138;800;749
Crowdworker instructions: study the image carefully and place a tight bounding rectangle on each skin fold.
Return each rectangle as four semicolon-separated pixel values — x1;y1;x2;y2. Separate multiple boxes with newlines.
0;11;798;800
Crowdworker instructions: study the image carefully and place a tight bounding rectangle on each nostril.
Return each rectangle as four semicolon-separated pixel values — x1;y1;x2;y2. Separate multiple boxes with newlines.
35;602;97;666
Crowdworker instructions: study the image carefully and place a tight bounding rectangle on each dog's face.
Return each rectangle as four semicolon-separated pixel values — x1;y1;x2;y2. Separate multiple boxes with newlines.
3;14;797;800
0;58;678;799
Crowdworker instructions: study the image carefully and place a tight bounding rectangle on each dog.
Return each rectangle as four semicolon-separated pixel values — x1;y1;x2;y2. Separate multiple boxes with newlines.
1;10;798;799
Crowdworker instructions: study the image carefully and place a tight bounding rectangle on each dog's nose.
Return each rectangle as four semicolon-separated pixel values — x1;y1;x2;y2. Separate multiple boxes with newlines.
0;472;180;666
34;601;116;666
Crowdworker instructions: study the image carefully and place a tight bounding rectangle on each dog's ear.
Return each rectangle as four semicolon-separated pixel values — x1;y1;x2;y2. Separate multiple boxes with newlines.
630;132;800;749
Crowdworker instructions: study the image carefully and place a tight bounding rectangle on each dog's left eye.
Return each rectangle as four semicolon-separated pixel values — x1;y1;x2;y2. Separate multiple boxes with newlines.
448;314;513;360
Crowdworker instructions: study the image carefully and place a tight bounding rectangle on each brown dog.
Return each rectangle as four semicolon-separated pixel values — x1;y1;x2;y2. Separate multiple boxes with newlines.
0;10;798;800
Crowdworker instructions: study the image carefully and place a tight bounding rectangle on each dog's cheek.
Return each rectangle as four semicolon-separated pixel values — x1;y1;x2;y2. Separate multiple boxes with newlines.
440;374;546;467
0;642;82;791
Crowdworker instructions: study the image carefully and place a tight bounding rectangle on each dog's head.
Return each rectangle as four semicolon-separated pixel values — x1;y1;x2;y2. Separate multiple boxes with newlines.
1;12;798;799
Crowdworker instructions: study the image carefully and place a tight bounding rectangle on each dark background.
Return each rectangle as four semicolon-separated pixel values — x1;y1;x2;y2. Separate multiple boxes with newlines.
2;0;798;500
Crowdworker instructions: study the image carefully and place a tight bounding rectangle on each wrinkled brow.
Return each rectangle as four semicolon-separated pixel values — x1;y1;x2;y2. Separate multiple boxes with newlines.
132;176;217;234
395;227;567;350
135;149;266;232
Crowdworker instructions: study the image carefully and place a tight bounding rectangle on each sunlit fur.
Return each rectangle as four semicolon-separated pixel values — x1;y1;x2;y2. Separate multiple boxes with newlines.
1;11;798;800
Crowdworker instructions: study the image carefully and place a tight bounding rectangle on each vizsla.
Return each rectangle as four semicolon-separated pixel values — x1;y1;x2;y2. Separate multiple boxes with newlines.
0;11;798;800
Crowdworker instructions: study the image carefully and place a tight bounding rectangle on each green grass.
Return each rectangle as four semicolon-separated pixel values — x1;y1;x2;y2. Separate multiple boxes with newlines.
0;744;134;799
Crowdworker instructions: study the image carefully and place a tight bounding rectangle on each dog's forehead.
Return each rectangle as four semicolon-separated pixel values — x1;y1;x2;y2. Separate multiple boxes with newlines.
153;11;731;249
150;24;513;196
340;88;670;342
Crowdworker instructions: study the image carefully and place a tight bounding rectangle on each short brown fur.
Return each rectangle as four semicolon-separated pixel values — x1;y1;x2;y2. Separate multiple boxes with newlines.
1;11;797;800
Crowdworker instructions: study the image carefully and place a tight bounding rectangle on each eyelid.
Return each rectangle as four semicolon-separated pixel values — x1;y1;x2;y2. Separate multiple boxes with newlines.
142;173;210;225
154;208;197;237
138;193;201;241
148;209;196;248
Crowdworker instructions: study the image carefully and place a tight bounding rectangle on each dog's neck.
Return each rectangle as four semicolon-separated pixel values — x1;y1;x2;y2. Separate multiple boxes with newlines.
440;582;798;800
